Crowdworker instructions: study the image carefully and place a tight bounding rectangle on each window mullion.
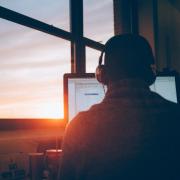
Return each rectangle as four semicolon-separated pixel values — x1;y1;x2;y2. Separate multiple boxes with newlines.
70;0;85;73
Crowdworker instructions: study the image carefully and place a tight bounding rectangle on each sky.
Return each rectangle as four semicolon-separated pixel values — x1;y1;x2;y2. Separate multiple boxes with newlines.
0;0;113;119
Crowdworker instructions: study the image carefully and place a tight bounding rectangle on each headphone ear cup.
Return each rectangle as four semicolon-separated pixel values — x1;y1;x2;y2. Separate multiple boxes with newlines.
96;65;108;85
144;49;156;86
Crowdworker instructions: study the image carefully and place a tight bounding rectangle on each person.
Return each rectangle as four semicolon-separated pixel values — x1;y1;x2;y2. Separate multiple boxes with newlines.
58;34;180;180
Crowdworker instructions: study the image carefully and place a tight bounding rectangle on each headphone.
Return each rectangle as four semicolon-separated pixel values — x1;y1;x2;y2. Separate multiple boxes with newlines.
95;49;108;85
95;47;156;86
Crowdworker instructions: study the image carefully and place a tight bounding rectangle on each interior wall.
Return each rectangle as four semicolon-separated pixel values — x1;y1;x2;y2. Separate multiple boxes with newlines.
114;0;157;64
113;0;132;34
137;0;156;56
157;0;180;72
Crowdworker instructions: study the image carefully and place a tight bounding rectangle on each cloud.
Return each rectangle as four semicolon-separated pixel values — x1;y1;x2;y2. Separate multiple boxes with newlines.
0;0;70;32
0;0;114;118
84;0;114;43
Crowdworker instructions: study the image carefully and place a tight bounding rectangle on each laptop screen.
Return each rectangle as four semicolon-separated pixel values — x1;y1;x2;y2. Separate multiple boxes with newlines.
68;78;105;120
64;74;105;122
150;76;177;103
64;74;178;122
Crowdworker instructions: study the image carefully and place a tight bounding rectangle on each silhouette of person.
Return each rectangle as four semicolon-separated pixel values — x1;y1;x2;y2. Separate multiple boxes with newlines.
58;34;180;180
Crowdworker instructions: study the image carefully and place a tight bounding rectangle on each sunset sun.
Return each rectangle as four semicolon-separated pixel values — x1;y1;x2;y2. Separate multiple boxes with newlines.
37;102;63;119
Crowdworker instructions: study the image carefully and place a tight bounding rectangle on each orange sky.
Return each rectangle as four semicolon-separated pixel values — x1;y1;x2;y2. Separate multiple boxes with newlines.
0;0;113;119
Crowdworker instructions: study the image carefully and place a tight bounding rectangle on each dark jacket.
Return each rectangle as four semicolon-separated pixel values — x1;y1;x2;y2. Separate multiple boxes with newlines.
59;79;180;180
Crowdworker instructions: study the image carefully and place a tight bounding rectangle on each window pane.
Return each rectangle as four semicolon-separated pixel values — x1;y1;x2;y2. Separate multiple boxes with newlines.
0;19;70;119
83;0;114;44
0;0;69;31
86;47;101;73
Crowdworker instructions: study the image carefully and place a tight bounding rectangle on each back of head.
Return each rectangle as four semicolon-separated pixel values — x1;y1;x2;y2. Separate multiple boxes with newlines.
103;34;156;85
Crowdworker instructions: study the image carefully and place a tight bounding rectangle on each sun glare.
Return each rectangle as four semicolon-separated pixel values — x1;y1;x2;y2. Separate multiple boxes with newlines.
37;102;63;119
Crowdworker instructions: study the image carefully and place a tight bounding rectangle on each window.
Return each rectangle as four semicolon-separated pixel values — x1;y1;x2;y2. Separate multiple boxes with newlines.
86;47;101;73
0;0;113;122
84;1;114;75
83;0;114;44
0;19;70;119
0;0;69;31
0;1;114;169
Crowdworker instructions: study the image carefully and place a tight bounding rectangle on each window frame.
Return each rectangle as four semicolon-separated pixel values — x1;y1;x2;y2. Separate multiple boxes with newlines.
0;0;107;129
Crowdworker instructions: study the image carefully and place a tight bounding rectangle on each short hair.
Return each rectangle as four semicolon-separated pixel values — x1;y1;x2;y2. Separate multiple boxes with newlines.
104;34;155;84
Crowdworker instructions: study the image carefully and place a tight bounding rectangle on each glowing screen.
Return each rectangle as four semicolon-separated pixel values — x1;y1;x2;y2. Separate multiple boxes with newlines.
68;78;105;120
67;76;177;121
150;76;177;103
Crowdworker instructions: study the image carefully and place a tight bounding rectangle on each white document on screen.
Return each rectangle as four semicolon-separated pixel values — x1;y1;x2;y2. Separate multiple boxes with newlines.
68;79;105;121
150;76;177;103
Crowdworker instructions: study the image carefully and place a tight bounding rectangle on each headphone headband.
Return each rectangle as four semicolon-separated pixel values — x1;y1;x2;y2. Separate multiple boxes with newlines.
96;49;108;85
96;34;156;86
99;49;105;66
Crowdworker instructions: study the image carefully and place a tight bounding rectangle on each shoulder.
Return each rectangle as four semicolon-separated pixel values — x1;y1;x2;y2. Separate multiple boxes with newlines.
69;111;89;127
66;104;102;133
62;112;89;148
150;91;180;114
70;103;102;124
65;111;91;136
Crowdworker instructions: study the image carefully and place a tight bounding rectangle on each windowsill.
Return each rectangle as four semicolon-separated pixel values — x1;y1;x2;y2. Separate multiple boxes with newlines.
0;119;66;155
0;119;66;131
